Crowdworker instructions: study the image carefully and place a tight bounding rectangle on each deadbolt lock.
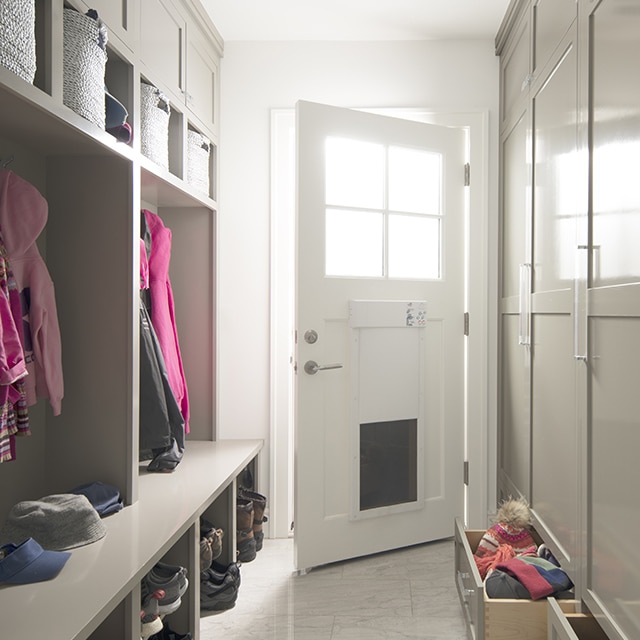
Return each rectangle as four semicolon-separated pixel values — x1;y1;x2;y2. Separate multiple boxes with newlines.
304;329;318;344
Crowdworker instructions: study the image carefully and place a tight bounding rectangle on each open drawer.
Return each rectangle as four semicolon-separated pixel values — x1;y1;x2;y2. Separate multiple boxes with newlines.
454;518;579;640
548;598;609;640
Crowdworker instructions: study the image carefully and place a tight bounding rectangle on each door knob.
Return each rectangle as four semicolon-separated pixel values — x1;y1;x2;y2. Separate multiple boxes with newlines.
304;360;343;375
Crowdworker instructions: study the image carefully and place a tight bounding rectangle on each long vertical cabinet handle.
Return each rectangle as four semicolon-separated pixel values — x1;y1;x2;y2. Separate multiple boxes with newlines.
574;245;589;361
518;263;532;346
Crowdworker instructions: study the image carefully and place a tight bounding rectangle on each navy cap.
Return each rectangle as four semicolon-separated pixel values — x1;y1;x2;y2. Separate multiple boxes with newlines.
0;538;70;584
69;481;123;517
105;87;128;129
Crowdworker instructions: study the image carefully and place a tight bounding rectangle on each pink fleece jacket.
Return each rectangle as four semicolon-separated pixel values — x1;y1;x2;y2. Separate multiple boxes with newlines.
0;170;63;415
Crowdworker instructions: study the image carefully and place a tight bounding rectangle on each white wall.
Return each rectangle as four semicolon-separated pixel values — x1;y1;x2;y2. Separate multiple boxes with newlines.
216;39;500;503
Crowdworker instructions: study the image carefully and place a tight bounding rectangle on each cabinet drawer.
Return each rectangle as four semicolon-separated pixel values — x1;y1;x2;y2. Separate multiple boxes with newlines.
454;518;578;640
547;598;609;640
455;517;485;639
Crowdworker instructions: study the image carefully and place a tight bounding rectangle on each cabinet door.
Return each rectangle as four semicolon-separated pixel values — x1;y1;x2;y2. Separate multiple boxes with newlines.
533;0;576;75
499;111;532;499
585;2;640;639
139;0;185;99
500;7;531;129
86;0;135;49
185;21;218;131
529;29;580;574
498;2;533;502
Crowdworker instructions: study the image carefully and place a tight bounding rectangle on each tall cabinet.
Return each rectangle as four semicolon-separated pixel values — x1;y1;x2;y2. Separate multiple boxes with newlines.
496;1;640;639
0;1;261;639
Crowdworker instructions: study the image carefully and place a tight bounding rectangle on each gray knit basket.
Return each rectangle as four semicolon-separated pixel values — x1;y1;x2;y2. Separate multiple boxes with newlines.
0;0;36;83
186;128;210;195
140;81;170;170
63;9;108;129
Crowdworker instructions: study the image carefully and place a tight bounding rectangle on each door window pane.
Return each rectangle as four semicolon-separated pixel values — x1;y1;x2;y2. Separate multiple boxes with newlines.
389;146;442;215
324;138;443;280
326;208;383;277
388;214;440;279
325;137;384;209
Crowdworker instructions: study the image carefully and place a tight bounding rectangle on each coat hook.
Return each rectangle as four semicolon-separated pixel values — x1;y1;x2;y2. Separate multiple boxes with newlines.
1;155;14;168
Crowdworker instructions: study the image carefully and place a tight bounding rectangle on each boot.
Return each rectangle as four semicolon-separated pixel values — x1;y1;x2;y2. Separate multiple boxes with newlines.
236;498;256;562
199;518;224;570
239;489;267;552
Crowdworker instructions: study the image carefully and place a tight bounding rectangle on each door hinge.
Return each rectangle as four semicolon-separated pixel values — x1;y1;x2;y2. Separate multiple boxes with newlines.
464;163;470;186
464;460;469;486
464;312;470;336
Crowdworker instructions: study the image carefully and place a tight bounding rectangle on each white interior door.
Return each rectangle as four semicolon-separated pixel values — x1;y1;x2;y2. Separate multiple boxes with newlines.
294;100;466;571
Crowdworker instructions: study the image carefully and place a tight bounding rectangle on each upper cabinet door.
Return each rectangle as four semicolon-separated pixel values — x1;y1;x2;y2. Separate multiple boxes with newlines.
139;0;185;99
88;0;136;50
185;21;218;131
533;0;577;75
500;8;531;129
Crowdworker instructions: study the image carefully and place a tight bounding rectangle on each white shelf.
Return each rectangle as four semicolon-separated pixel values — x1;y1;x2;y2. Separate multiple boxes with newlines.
0;439;262;640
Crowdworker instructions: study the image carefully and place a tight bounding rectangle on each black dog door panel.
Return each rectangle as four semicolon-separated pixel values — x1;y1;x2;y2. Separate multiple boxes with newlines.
359;418;418;511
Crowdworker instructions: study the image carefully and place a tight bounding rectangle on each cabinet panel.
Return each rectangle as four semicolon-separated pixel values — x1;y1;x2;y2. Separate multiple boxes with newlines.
81;0;134;50
45;156;137;499
589;316;640;640
531;41;577;294
531;312;578;567
185;21;218;131
159;206;215;441
533;0;576;74
501;113;529;299
591;0;640;288
501;10;531;125
140;0;184;98
499;314;530;497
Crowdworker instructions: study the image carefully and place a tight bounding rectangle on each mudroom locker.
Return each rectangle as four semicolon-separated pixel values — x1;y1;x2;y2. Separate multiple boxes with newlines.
0;0;261;638
495;1;640;639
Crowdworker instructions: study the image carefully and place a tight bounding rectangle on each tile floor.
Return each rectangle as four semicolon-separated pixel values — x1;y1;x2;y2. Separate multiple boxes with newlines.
200;536;467;640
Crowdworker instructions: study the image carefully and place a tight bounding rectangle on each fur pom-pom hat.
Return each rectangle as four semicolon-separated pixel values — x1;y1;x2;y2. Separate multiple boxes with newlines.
474;497;537;578
492;497;533;530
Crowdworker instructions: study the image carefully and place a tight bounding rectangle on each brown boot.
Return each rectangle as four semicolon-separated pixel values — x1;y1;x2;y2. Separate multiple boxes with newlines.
239;489;267;552
236;498;256;562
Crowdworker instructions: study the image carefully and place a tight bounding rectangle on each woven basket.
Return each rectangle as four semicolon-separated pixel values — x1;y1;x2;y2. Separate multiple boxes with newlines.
63;9;108;129
0;0;36;83
186;129;210;195
140;82;170;170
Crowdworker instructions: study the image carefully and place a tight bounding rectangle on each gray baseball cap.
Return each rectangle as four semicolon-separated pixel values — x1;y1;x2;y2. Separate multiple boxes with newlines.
0;493;107;551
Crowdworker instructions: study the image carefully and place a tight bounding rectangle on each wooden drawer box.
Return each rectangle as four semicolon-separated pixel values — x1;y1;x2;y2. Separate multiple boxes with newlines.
547;598;609;640
454;518;578;640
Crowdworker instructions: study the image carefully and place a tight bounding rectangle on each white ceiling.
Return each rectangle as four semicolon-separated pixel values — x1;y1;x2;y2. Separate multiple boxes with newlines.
201;0;512;42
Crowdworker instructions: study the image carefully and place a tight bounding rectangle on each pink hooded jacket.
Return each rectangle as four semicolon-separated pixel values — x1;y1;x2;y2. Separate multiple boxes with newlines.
0;170;63;415
142;209;189;433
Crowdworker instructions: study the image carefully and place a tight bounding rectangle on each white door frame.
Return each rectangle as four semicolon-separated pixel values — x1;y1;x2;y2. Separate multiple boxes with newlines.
269;108;495;539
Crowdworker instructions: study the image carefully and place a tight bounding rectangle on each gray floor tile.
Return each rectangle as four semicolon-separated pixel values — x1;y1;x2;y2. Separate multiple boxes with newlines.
199;536;466;640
